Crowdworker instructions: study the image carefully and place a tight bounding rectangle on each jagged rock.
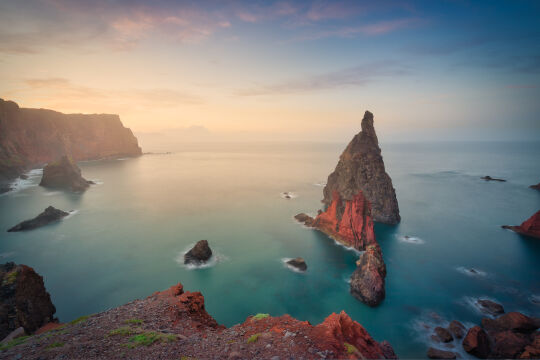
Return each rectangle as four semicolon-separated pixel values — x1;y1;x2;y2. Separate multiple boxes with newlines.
294;213;314;226
463;326;490;358
530;182;540;191
184;240;213;265
39;156;92;192
427;347;457;359
481;176;506;182
349;245;386;306
491;331;530;358
481;312;539;333
7;206;69;232
448;320;466;339
0;98;142;181
477;299;505;316
321;111;400;225
502;210;540;239
434;326;453;343
0;262;56;340
286;258;307;271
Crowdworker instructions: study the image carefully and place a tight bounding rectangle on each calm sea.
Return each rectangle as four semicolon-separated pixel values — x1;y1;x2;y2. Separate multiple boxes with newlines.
1;141;539;358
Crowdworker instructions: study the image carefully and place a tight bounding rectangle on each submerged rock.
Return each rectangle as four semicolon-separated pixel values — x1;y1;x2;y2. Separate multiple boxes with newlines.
39;156;92;192
481;175;506;182
448;320;466;339
477;299;505;316
502;210;540;239
184;240;213;265
0;185;11;194
349;245;386;307
427;347;457;359
7;206;69;232
0;262;56;340
286;258;307;271
434;326;453;343
19;174;28;180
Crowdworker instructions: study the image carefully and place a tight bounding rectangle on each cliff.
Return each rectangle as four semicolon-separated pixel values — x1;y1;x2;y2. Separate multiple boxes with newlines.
502;210;540;239
0;273;397;359
0;98;142;180
322;111;400;225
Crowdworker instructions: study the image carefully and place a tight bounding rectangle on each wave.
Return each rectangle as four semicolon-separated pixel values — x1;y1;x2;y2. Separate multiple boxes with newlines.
397;235;425;244
89;180;104;185
43;190;61;196
1;169;43;196
456;266;487;278
175;243;228;270
281;258;307;273
313;181;327;187
529;294;540;306
280;191;298;199
64;210;79;220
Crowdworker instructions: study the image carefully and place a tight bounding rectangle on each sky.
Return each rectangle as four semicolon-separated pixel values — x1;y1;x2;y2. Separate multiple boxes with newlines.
1;0;539;142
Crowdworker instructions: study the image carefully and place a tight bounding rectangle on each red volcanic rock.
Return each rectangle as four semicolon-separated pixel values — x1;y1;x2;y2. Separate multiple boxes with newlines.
490;331;530;358
481;312;539;333
502;210;540;239
463;326;490;358
349;245;386;306
0;98;142;180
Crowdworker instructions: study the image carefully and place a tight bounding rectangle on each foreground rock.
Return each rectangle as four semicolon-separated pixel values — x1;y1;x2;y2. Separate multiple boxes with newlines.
476;299;505;316
349;245;386;306
463;326;490;358
39;156;92;192
530;182;540;190
481;176;506;182
294;213;314;226
7;206;69;232
502;210;540;239
0;98;142;181
0;282;397;359
286;257;307;271
0;263;56;341
184;240;212;265
427;347;457;359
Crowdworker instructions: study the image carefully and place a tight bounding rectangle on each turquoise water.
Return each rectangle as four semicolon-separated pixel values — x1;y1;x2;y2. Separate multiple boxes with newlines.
1;141;539;358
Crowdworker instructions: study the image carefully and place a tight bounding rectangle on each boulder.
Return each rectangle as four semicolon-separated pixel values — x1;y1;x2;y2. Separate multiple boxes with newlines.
39;156;92;192
0;262;56;340
427;347;457;359
482;312;539;333
294;213;314;227
463;326;490;358
19;174;28;180
434;326;453;343
448;320;466;339
349;245;386;307
490;331;530;358
7;206;69;232
184;240;213;265
286;258;307;271
477;299;505;316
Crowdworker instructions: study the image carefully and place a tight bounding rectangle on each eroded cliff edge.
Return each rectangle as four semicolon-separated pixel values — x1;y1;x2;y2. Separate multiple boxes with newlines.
0;98;142;180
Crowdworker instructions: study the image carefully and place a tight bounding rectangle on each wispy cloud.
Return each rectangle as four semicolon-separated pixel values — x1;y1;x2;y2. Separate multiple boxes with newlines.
236;61;409;96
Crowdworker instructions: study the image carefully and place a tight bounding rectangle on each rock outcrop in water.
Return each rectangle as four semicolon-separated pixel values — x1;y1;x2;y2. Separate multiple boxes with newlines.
296;111;397;307
0;280;397;359
7;206;69;232
481;176;506;182
39;156;92;192
322;111;400;225
184;240;213;265
0;263;56;341
530;182;540;190
502;210;540;239
286;257;307;271
0;98;142;180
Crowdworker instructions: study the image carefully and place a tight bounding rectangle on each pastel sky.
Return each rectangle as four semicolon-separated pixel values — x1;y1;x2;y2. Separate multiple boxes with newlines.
1;0;539;142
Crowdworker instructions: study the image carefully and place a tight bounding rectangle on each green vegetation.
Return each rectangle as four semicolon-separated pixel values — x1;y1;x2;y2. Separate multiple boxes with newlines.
247;333;260;344
108;327;137;337
2;270;18;286
344;342;358;354
46;342;65;349
252;313;270;320
69;315;90;325
123;332;176;348
124;318;144;325
0;336;30;351
180;356;197;360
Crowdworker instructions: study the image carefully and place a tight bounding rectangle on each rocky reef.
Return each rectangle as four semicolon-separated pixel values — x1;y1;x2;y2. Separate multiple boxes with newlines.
502;210;540;239
7;206;69;232
321;111;400;225
184;240;213;265
0;263;56;341
0;98;142;181
296;111;397;307
39;156;92;192
0;274;397;359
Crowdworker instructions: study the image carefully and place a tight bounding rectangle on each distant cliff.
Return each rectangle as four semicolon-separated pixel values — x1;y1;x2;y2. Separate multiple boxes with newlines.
0;98;142;180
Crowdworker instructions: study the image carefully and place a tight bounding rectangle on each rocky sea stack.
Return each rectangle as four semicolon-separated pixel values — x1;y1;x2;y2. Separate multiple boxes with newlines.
7;206;69;232
502;210;540;239
39;156;92;192
286;257;307;271
184;240;213;265
0;262;56;341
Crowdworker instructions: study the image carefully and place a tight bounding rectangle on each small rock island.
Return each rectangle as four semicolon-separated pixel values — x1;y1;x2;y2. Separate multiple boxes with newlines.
7;206;69;232
184;240;213;265
286;257;307;271
39;156;93;192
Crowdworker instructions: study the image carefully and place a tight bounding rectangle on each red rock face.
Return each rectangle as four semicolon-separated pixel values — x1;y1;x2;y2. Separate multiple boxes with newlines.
313;191;376;251
503;210;540;239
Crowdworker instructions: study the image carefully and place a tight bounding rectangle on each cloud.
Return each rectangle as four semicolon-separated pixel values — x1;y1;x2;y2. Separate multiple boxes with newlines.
236;61;409;96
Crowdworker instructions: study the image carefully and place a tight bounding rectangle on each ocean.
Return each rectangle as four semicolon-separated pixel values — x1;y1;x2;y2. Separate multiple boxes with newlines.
1;141;539;358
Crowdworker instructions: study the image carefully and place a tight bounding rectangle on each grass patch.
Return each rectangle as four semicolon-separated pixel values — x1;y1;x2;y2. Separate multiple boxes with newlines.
2;270;18;286
180;356;197;360
247;333;260;344
46;342;65;349
123;332;176;348
124;319;143;325
0;336;30;351
344;342;358;354
69;315;89;325
108;327;137;337
252;313;269;320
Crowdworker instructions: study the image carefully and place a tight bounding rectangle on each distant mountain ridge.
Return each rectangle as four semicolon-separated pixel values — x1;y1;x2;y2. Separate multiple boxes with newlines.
0;98;142;180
